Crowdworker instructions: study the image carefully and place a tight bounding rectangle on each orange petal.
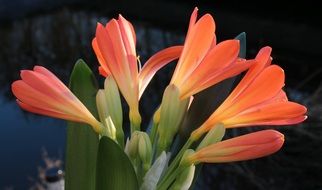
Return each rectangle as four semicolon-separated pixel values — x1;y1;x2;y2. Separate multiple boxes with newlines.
92;38;110;76
33;66;70;92
17;100;85;123
251;115;307;126
98;66;109;77
138;46;183;98
180;40;241;98
171;13;216;86
96;22;138;108
218;47;272;111
95;23;119;74
19;70;85;113
12;68;101;131
224;102;307;127
188;7;198;35
12;80;66;112
191;130;284;163
105;20;134;81
118;14;136;47
117;15;138;79
194;60;254;97
215;65;285;121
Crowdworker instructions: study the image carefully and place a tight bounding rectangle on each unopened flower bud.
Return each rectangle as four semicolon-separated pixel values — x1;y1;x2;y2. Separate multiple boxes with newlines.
197;123;225;150
104;76;124;147
96;90;116;140
125;131;141;159
138;132;153;173
157;85;190;154
171;165;195;190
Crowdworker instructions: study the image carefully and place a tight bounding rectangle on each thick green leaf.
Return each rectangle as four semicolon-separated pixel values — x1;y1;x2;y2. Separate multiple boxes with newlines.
96;136;139;190
65;59;99;190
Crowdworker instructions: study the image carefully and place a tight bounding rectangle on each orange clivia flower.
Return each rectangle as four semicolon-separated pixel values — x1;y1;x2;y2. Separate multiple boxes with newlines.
11;66;103;133
170;8;254;99
189;130;284;163
93;15;182;128
192;47;307;138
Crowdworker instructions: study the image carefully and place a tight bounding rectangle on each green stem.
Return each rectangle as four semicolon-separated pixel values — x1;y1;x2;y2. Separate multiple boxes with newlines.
137;160;143;186
149;122;159;146
157;167;185;190
157;138;194;188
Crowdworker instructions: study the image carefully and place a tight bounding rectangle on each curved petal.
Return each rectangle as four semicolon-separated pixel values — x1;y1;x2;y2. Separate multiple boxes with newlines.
33;66;71;92
96;22;138;108
105;20;134;82
215;65;285;121
17;100;86;123
138;46;183;98
19;70;87;114
92;38;110;76
224;102;307;127
179;40;241;98
117;15;138;78
218;46;272;111
192;130;284;163
12;67;101;130
225;116;307;127
12;80;66;112
118;14;136;48
191;60;254;98
171;13;216;86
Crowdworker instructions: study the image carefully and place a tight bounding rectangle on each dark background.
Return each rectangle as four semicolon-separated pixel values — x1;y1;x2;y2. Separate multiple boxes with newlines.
0;0;321;189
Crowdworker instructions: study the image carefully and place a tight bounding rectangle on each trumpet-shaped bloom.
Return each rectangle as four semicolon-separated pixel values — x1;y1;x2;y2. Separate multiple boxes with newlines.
11;66;102;133
170;8;254;99
93;15;183;127
189;130;284;163
192;47;307;138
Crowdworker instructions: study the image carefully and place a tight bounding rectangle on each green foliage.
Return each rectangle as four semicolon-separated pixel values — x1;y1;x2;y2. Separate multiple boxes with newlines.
65;59;99;190
96;136;139;190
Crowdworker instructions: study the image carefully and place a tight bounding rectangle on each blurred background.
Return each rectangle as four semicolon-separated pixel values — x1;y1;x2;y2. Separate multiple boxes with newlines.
0;0;321;189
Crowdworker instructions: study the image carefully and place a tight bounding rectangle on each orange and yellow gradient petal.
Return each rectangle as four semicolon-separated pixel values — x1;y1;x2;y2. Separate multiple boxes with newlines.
169;8;253;100
189;130;284;163
170;8;216;88
11;66;102;133
139;46;183;98
93;15;183;129
95;15;139;111
192;47;307;138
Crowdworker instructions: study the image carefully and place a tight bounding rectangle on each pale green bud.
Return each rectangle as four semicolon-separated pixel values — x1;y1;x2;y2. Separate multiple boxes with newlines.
170;149;196;190
96;76;124;147
126;131;141;159
197;123;225;151
170;165;195;190
157;85;190;153
96;90;116;140
138;132;153;173
104;76;124;146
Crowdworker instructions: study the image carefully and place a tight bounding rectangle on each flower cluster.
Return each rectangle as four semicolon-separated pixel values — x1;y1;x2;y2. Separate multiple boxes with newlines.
11;7;307;190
